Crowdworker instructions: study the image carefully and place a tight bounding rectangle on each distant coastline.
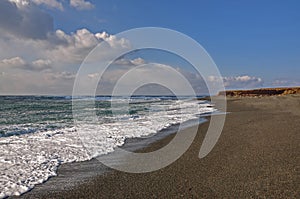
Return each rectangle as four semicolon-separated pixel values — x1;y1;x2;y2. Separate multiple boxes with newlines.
219;87;300;97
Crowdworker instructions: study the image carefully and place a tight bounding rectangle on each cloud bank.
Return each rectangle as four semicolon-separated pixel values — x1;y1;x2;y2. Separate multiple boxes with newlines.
272;79;300;87
0;0;129;94
0;0;268;95
0;0;54;39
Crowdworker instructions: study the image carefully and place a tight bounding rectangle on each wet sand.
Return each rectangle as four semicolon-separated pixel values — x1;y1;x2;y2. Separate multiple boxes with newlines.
19;95;300;198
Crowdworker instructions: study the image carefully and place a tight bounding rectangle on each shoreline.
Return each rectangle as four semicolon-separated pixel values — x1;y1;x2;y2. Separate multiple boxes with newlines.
18;95;299;198
13;111;212;198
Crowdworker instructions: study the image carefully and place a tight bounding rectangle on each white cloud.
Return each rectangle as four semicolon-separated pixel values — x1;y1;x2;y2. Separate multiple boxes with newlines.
0;1;130;94
31;0;64;10
8;0;29;7
46;29;130;64
70;0;94;10
95;32;130;49
87;73;100;79
0;57;26;67
0;28;130;71
46;71;76;81
46;29;103;63
131;58;146;66
0;0;212;95
114;57;146;66
208;75;264;89
9;0;63;10
0;57;53;71
31;59;52;70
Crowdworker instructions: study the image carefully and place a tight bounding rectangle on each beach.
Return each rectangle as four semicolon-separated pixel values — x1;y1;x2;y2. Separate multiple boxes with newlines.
18;95;299;198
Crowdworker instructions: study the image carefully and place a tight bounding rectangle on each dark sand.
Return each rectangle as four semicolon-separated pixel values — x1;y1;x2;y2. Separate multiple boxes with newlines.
19;95;299;198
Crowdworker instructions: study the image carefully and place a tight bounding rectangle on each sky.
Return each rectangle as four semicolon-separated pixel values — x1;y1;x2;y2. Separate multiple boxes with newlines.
0;0;299;95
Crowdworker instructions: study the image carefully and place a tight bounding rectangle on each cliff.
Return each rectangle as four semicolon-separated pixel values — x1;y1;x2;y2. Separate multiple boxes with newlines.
218;87;300;97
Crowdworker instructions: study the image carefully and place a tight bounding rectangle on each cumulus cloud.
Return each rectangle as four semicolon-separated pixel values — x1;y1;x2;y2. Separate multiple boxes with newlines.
0;8;130;67
45;29;130;64
46;29;104;63
0;57;52;71
0;0;131;94
0;0;213;95
31;59;52;71
114;57;146;66
0;57;27;67
208;75;264;89
0;29;130;93
70;0;94;10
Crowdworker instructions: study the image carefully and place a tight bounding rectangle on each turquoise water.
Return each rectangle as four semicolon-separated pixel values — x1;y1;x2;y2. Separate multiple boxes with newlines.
0;95;214;198
0;96;73;136
0;96;179;136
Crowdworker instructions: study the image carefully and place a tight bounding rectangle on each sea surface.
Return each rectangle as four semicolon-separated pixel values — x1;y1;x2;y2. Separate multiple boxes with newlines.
0;96;215;198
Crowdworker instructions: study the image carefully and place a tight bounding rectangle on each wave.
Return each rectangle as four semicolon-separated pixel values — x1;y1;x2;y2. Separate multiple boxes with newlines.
0;99;215;198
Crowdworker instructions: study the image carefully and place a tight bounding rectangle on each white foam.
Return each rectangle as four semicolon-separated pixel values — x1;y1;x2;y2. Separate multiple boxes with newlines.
0;127;90;198
0;100;215;198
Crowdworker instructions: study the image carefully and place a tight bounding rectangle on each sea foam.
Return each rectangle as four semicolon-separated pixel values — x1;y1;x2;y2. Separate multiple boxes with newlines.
0;99;214;198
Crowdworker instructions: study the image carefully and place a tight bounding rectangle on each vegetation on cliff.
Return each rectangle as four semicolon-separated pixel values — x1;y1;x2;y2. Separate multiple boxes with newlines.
219;87;300;97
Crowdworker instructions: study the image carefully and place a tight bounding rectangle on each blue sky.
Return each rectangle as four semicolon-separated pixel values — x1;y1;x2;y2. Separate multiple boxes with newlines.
56;0;300;80
0;0;299;94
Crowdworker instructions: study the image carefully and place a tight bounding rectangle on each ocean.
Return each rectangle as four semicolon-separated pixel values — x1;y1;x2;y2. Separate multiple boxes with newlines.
0;96;215;198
